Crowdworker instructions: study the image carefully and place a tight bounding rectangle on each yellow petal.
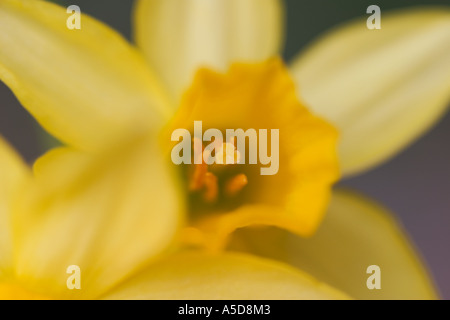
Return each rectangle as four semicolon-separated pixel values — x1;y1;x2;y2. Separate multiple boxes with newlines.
0;0;171;152
103;251;349;300
134;0;284;103
0;137;29;279
290;8;450;176
167;59;339;246
228;190;439;300
11;135;184;299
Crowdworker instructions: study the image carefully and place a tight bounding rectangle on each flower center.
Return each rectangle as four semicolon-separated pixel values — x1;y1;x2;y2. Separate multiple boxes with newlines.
188;137;248;204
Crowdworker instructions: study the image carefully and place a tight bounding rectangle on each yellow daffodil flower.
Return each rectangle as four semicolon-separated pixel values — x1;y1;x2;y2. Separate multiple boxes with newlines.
0;0;448;299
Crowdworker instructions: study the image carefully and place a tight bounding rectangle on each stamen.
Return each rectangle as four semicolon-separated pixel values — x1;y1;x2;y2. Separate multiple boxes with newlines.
224;174;248;197
188;136;247;203
202;172;218;203
189;162;207;191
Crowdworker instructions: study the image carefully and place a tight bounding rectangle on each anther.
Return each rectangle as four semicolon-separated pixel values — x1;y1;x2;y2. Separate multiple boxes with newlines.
224;174;248;197
202;172;219;203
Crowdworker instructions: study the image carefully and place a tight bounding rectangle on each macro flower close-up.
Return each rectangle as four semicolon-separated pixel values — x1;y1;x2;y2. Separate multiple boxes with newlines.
0;0;449;301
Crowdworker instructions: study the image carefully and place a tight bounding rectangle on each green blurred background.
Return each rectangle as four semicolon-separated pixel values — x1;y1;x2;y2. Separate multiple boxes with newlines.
0;0;449;298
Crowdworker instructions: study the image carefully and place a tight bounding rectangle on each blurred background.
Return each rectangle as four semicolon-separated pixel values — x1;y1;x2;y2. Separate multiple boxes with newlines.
0;0;449;298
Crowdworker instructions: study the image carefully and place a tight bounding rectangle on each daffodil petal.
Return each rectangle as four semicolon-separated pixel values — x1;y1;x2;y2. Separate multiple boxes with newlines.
134;0;284;103
0;0;171;152
0;137;29;279
290;8;450;176
13;136;184;299
103;251;349;300
228;190;438;300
